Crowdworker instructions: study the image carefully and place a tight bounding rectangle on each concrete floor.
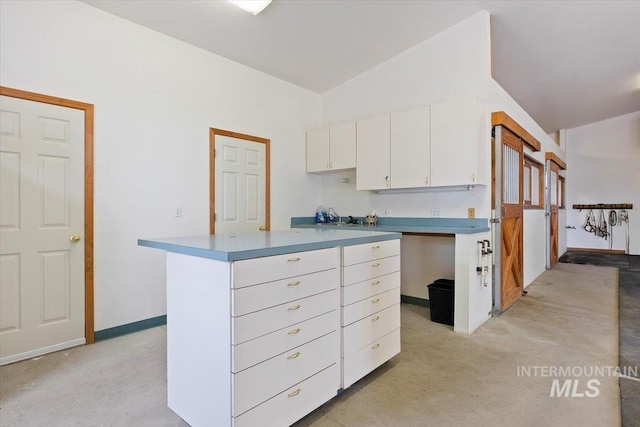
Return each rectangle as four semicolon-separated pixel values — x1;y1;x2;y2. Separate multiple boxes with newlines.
0;263;622;426
559;251;640;426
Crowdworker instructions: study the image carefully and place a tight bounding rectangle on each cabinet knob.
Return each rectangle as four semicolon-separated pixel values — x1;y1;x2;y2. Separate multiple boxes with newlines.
372;316;380;321
288;304;302;311
371;298;380;303
287;328;302;335
371;245;380;249
371;263;380;267
371;280;380;285
287;351;302;359
288;280;301;287
371;343;380;350
287;257;301;262
425;177;429;185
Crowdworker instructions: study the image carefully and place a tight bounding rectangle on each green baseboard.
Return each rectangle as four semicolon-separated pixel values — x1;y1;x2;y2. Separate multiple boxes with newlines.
94;315;167;342
401;295;430;307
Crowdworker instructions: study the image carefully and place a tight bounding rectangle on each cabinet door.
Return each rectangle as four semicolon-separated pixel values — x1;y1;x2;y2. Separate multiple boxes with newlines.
390;106;430;189
306;127;330;173
356;115;390;190
329;122;356;170
430;98;483;186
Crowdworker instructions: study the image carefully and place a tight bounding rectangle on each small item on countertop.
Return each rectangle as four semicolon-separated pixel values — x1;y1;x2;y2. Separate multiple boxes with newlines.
327;207;338;223
315;206;327;224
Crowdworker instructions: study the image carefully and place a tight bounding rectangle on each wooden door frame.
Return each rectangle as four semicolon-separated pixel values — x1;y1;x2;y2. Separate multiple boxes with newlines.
209;128;270;234
0;86;95;344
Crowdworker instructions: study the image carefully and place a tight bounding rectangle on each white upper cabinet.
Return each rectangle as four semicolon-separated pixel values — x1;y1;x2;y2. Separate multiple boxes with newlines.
306;122;356;173
306;127;330;173
390;106;430;189
430;98;487;187
356;114;390;190
329;122;356;170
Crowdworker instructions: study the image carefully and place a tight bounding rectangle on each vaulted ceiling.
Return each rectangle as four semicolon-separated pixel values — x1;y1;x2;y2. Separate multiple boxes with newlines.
83;0;640;133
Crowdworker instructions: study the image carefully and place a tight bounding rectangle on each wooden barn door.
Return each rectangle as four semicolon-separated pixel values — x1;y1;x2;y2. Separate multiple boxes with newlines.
493;127;524;313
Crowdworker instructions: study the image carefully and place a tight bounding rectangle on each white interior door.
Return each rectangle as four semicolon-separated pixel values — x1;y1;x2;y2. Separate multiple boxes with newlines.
214;135;266;234
0;95;85;365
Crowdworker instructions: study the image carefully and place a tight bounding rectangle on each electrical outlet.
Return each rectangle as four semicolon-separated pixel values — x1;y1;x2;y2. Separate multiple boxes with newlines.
431;208;440;217
468;208;476;218
174;206;182;217
383;208;391;217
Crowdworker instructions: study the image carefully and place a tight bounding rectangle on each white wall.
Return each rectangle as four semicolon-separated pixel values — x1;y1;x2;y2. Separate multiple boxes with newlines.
523;210;546;287
565;111;640;254
318;10;561;286
319;11;492;219
0;1;321;330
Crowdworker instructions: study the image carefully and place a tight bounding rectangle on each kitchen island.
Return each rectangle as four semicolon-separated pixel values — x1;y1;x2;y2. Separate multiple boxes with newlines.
138;229;401;427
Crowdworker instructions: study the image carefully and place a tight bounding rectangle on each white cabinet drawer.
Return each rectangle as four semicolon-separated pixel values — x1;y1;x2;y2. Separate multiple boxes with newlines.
342;304;400;357
342;271;400;306
232;310;338;373
233;268;338;316
342;288;400;326
233;332;338;417
233;290;337;344
342;239;400;266
342;255;400;286
233;247;338;289
233;364;339;427
342;328;400;389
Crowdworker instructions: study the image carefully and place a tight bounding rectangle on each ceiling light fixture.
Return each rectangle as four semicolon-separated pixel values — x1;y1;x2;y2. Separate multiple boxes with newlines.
227;0;272;15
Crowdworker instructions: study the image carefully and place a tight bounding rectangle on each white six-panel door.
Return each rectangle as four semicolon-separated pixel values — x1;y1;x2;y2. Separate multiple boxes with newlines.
214;135;266;234
0;95;85;365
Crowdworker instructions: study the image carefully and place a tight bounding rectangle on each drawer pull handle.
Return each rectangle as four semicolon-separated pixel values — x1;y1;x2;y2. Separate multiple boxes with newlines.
288;328;301;335
372;316;380;321
287;352;302;359
288;280;301;287
372;280;380;285
372;298;380;303
288;304;302;311
288;388;301;397
371;263;380;267
371;245;380;249
372;343;380;350
287;257;301;262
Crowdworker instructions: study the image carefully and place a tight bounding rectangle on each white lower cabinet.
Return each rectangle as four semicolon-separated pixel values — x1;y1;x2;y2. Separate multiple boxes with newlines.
340;240;401;389
165;239;401;427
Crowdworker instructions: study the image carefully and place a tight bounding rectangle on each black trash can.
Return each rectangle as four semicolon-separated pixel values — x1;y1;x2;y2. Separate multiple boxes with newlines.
427;279;454;326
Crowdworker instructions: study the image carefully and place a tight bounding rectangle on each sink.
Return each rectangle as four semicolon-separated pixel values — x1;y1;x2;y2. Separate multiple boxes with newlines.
318;222;361;227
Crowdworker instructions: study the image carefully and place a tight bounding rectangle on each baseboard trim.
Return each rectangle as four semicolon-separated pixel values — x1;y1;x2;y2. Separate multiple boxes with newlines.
401;295;430;307
94;315;167;342
1;338;86;366
567;247;626;254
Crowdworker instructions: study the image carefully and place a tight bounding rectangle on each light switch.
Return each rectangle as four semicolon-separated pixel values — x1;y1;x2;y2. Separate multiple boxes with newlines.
175;206;182;217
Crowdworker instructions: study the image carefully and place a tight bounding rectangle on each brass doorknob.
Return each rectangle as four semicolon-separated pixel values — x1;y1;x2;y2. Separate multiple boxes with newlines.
70;234;81;243
259;226;266;231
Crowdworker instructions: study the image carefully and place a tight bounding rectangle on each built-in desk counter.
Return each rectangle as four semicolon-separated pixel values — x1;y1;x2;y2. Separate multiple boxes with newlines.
291;217;493;336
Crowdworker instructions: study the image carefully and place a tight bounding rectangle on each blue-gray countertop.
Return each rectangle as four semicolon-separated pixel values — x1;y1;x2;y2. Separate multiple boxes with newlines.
138;228;401;261
291;217;489;235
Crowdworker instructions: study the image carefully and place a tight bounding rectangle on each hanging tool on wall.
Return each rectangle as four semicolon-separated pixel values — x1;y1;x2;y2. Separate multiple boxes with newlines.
476;240;492;287
596;209;609;240
583;209;596;234
608;210;617;250
619;209;630;255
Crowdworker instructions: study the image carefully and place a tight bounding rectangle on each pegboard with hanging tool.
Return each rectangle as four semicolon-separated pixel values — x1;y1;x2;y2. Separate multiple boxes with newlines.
573;203;632;253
